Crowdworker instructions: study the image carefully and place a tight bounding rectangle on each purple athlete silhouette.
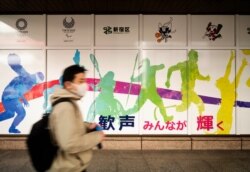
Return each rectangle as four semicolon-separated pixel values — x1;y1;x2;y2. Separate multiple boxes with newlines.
0;53;44;133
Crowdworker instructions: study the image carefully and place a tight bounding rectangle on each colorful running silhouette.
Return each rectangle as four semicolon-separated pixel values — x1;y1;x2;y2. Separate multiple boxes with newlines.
242;50;250;88
242;50;250;56
242;50;250;87
0;53;44;133
165;49;210;115
125;58;173;122
43;49;80;112
211;51;247;134
247;78;250;87
86;54;125;122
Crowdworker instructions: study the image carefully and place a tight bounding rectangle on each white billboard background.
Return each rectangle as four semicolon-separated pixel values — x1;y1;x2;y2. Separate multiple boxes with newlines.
139;50;187;134
46;49;93;119
191;15;235;47
47;15;93;46
236;49;250;134
143;15;187;47
0;50;45;134
0;15;45;47
0;15;249;135
238;16;250;46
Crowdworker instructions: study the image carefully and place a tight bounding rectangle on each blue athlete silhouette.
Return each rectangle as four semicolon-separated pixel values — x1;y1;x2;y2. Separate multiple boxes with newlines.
0;53;44;133
43;49;81;112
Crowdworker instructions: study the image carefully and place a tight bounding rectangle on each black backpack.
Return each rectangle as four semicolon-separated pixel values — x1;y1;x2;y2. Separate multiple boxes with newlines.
26;98;72;172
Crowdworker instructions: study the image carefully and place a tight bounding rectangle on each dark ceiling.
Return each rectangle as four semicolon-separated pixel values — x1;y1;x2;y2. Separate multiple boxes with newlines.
0;0;250;14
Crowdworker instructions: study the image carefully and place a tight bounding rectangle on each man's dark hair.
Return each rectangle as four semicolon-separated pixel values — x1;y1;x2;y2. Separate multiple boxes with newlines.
62;65;87;84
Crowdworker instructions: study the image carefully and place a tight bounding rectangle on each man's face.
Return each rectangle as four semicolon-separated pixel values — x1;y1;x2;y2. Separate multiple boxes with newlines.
70;72;88;97
65;72;86;92
72;73;86;85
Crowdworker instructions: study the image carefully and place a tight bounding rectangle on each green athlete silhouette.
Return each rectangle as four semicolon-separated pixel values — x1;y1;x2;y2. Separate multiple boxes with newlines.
86;55;125;122
165;49;210;115
125;58;173;122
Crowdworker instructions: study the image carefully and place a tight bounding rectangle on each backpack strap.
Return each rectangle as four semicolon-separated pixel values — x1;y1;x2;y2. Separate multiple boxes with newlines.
51;98;78;114
52;98;72;107
49;98;76;146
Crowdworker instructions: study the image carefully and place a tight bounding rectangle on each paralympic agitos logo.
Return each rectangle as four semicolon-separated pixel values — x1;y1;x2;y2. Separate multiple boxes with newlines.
62;17;75;42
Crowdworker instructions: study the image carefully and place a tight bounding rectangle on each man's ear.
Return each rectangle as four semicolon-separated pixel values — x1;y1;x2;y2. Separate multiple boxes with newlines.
64;81;72;89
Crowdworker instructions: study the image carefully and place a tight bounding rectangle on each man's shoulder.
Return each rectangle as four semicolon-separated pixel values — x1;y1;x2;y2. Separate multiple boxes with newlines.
52;98;73;106
51;88;79;101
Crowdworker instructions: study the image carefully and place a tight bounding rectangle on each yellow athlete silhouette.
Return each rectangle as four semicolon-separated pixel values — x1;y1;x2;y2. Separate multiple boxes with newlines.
242;50;250;56
247;78;250;87
242;50;250;87
165;49;210;115
213;51;247;134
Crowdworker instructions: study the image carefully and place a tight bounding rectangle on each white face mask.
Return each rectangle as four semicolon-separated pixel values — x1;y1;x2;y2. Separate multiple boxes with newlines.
72;83;88;97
